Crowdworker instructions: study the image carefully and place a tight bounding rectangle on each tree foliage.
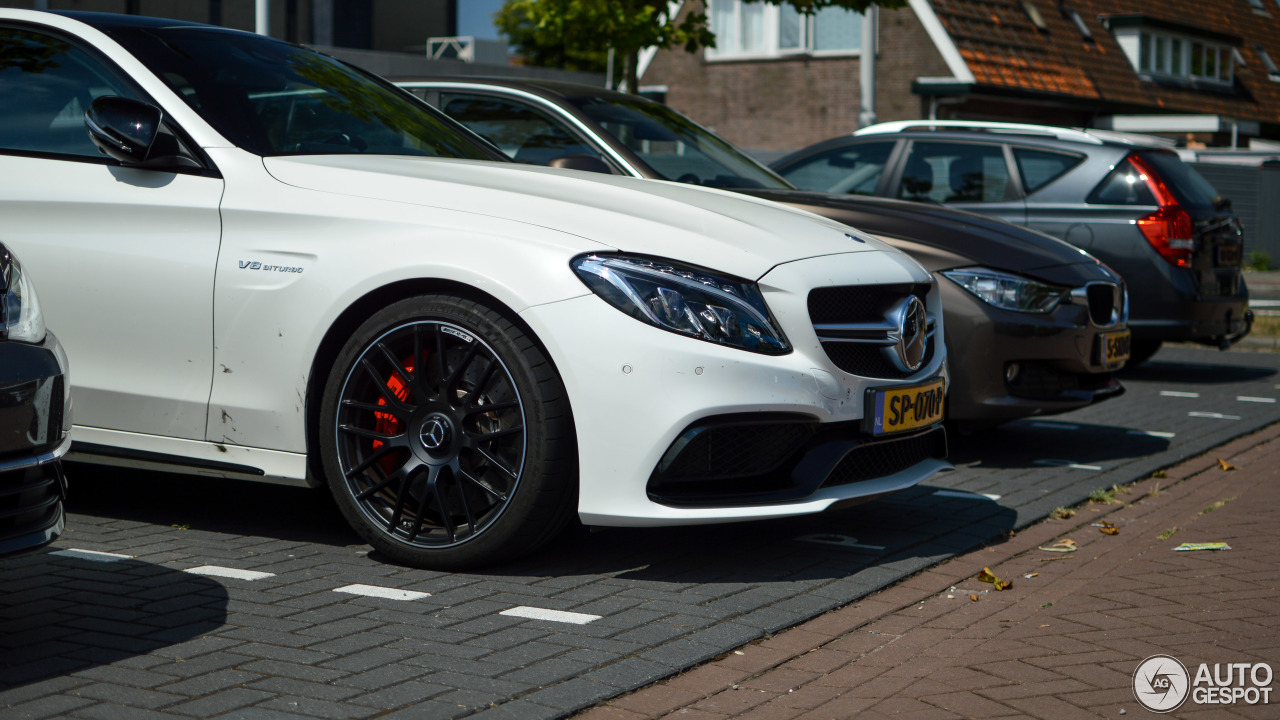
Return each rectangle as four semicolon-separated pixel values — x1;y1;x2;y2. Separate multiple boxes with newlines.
495;0;904;89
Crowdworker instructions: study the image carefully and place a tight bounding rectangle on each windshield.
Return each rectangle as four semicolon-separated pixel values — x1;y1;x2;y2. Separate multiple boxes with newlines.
104;26;496;159
567;94;792;190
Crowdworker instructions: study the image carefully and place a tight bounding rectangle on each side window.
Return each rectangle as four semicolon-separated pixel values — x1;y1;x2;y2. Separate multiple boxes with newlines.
0;27;143;159
777;141;894;195
438;93;604;166
897;141;1012;203
1086;160;1157;206
1013;147;1084;194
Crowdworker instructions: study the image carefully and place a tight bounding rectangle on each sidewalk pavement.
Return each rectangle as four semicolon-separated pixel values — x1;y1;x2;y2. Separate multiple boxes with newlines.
575;422;1280;720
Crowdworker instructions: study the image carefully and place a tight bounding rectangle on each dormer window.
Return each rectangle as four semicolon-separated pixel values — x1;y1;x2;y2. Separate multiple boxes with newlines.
1109;17;1239;86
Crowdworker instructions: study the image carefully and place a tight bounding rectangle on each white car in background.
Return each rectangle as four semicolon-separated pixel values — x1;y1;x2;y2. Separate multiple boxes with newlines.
0;10;950;568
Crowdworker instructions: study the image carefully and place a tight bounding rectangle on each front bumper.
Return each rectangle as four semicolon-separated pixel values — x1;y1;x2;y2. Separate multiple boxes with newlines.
0;332;71;556
941;279;1125;422
522;251;952;526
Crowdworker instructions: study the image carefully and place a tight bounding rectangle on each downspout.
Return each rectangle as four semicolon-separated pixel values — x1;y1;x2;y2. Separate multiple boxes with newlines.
859;5;879;128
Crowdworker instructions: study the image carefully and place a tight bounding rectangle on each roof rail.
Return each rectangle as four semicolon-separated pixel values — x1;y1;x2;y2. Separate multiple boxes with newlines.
854;120;1104;145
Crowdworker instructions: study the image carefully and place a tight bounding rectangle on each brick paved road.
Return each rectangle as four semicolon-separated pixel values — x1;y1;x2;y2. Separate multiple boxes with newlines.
581;410;1280;719
2;346;1279;719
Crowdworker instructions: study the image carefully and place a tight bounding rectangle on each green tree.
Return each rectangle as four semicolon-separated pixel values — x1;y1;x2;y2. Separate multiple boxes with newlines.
495;0;903;92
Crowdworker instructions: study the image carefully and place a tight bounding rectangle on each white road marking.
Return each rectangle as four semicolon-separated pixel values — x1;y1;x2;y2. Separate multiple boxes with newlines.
51;548;133;562
796;534;886;550
932;490;1002;501
334;584;430;601
1237;396;1277;403
1033;459;1103;471
500;607;602;625
185;566;275;581
1128;430;1176;438
1031;422;1079;430
1160;391;1200;398
1249;299;1280;307
1188;412;1240;420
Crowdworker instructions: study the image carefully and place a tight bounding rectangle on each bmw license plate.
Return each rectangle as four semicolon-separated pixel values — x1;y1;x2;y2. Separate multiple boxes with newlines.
1100;330;1131;367
866;378;945;436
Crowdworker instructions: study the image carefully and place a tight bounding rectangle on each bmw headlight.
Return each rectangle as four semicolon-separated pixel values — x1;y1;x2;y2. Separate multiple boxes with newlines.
572;254;789;354
1;248;46;344
942;267;1067;314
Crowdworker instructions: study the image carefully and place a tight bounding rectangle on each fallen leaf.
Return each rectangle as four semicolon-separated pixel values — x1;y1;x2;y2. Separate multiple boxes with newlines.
1217;458;1236;471
1093;521;1120;535
977;567;1013;591
1039;539;1078;553
969;594;979;602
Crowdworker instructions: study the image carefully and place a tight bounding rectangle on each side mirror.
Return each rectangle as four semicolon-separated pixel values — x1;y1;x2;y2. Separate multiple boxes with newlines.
85;96;162;165
548;154;612;175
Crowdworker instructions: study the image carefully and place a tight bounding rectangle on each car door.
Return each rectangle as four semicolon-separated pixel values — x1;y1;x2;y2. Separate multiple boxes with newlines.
0;25;222;441
1012;146;1090;245
890;140;1026;224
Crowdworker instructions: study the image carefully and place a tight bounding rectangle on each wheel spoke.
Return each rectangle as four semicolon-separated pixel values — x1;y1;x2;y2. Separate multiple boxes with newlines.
361;358;410;414
469;425;523;443
453;468;477;535
464;399;519;416
434;325;447;395
471;359;500;400
431;476;456;543
407;466;442;543
444;342;482;399
374;342;414;395
474;446;518;481
340;424;403;443
346;445;396;481
342;399;403;417
411;324;428;398
460;467;509;502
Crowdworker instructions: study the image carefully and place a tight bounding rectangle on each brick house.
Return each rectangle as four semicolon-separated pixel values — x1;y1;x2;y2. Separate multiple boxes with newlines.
640;0;1280;156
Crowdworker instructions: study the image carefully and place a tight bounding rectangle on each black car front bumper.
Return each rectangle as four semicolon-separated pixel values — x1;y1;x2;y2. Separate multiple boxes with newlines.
0;332;71;557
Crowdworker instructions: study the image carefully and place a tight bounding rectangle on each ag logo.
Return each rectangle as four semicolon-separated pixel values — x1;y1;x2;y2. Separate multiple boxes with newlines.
1134;654;1190;713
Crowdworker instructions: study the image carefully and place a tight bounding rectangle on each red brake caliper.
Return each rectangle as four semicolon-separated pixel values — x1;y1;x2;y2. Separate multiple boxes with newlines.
372;358;416;473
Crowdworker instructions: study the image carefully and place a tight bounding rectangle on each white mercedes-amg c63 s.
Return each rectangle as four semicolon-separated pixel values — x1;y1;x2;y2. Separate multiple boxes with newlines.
0;10;951;568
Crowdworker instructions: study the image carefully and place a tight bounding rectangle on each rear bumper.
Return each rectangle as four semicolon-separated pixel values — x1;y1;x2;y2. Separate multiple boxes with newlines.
1128;293;1250;345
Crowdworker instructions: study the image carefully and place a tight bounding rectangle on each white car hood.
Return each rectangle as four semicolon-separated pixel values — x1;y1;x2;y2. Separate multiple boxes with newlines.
264;155;889;280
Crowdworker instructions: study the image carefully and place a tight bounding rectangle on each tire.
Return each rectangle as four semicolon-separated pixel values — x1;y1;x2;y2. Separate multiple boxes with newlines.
319;294;576;570
1127;339;1163;368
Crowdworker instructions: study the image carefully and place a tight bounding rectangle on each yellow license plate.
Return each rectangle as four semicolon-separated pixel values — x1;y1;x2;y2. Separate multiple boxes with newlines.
867;379;945;436
1101;330;1131;367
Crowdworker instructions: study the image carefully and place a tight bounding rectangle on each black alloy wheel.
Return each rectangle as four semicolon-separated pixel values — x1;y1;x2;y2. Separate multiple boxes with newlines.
320;295;575;569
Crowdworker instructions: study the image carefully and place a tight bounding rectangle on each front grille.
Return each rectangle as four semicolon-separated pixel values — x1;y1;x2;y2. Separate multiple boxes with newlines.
821;427;947;489
0;462;65;546
808;283;934;380
1085;283;1120;326
822;340;936;379
807;283;929;324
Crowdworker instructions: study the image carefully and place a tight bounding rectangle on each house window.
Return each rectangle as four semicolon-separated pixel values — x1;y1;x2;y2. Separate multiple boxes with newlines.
707;0;866;59
1120;27;1234;84
1257;45;1280;81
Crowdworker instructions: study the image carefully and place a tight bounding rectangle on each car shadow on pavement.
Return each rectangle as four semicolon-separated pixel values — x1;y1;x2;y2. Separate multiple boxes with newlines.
478;485;1016;586
1119;357;1278;384
0;549;228;691
947;421;1171;469
63;462;362;548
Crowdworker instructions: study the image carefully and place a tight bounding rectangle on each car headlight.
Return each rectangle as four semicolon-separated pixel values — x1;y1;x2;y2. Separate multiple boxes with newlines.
942;267;1067;314
572;254;789;354
1;250;46;344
